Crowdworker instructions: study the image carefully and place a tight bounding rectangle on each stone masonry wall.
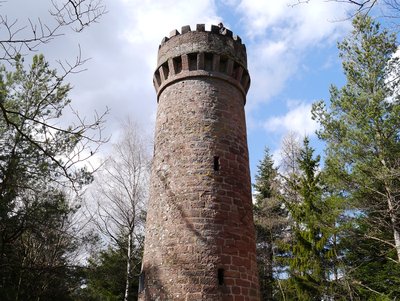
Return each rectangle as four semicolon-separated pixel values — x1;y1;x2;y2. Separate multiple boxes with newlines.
139;25;260;301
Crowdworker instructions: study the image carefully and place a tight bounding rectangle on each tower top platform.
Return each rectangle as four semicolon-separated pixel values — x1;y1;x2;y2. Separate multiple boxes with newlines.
153;24;250;100
156;24;247;69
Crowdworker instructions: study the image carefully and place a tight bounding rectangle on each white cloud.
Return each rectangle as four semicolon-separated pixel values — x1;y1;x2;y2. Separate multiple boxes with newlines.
246;39;298;110
3;0;348;135
237;1;288;38
6;0;221;142
123;0;218;44
3;0;353;181
263;102;318;136
238;0;350;44
229;0;351;110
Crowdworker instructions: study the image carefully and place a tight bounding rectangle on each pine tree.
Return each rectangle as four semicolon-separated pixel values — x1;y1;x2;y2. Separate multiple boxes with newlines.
253;148;287;300
282;138;339;300
0;55;104;300
79;241;143;301
312;14;400;298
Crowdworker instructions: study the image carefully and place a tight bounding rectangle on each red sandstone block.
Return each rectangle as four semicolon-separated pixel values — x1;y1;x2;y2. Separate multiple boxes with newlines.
236;279;250;287
201;210;215;218
220;203;231;210
221;255;232;264
225;270;240;278
185;292;202;301
224;238;235;247
232;256;245;266
223;247;238;255
186;284;203;293
200;277;216;286
224;278;235;285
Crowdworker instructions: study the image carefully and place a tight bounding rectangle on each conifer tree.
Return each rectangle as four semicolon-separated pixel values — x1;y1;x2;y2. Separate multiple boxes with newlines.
312;14;400;298
282;138;338;300
79;241;143;301
253;148;287;300
0;55;105;300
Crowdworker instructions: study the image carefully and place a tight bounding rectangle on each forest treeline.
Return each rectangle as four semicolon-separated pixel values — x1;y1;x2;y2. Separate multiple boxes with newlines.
1;1;400;300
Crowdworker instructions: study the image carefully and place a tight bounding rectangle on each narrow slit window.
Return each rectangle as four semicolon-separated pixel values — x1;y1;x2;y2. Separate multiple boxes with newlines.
213;156;220;171
218;268;224;285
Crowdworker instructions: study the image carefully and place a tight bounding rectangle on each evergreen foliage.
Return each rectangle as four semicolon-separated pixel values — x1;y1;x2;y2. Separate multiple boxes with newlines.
79;242;143;301
0;55;102;300
312;14;400;299
253;148;288;300
281;138;339;300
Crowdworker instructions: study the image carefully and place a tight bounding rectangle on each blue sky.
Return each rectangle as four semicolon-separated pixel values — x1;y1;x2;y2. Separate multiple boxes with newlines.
4;0;360;181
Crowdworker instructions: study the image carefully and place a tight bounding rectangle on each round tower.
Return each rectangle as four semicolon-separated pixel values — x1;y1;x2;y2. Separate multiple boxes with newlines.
139;24;260;301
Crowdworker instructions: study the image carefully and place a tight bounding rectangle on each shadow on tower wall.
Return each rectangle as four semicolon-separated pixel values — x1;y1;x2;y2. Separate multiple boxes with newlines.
139;169;229;300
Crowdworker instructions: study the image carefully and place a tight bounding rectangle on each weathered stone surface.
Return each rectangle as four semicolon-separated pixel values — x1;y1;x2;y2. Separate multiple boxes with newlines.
139;25;260;301
157;26;247;68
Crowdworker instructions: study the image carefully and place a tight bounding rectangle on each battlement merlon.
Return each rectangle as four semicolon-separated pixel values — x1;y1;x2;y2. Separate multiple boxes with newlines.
157;24;247;69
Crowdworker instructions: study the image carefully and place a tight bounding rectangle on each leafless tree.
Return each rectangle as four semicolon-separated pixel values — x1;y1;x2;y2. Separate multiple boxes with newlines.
0;0;106;62
279;131;302;179
278;132;302;237
289;0;377;10
289;0;400;21
90;119;151;301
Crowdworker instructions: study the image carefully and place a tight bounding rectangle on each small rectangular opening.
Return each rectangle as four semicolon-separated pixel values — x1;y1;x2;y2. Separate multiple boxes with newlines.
233;62;241;79
219;56;228;73
161;62;169;79
213;156;220;171
218;268;224;285
241;73;249;86
188;53;197;71
173;56;182;74
154;70;161;86
204;53;213;71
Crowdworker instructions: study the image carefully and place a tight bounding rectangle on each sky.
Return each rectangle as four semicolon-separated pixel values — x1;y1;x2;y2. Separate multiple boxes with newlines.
3;0;361;181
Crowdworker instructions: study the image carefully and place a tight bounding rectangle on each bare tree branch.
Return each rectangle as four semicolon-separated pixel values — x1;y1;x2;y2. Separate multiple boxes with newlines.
0;53;109;190
0;0;106;62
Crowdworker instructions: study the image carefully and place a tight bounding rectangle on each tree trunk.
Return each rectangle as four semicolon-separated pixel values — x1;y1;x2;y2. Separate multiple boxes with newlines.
262;233;274;301
381;158;400;262
393;228;400;262
384;183;400;262
387;197;400;262
265;243;274;301
124;232;132;301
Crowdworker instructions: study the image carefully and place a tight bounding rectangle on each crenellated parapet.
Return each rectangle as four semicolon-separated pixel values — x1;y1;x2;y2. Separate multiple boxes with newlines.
153;24;251;102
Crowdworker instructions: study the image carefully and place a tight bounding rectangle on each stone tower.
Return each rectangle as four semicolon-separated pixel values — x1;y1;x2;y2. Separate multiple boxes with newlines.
139;24;260;301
